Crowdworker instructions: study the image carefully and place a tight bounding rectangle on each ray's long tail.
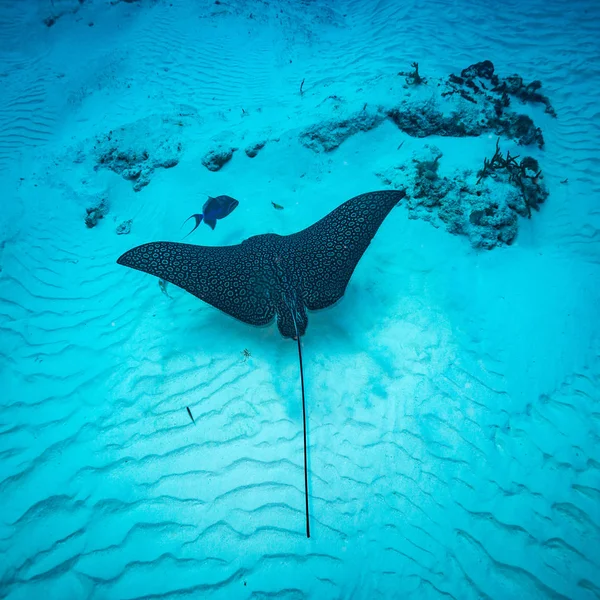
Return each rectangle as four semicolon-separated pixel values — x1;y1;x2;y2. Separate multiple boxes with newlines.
292;315;310;539
296;335;310;538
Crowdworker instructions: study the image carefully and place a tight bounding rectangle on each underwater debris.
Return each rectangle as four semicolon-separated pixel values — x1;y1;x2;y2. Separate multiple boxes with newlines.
242;348;251;361
186;406;195;424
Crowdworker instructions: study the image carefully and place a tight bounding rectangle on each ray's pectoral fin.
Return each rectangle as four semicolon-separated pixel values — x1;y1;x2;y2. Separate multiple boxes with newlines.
292;189;406;311
116;240;276;328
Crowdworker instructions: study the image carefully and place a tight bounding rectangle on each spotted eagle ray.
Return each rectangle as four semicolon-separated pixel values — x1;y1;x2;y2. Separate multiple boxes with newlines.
116;189;406;537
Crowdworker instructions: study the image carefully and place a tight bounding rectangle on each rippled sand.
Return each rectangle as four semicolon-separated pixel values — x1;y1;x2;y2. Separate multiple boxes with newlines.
0;0;599;598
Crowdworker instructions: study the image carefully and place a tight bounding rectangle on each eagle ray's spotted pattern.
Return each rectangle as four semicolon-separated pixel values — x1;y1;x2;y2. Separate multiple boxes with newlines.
117;190;405;338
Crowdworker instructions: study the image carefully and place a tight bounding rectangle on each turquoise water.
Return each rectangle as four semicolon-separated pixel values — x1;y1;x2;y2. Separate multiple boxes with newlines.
0;0;599;598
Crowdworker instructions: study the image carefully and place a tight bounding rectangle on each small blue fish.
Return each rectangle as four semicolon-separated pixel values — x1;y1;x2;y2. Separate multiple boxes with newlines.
182;195;239;237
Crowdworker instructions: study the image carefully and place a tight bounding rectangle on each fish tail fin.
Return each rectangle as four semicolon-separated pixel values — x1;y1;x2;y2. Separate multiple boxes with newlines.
181;214;203;239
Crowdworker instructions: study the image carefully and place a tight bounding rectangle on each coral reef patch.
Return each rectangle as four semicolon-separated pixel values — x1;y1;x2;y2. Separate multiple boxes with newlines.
201;146;237;171
442;60;554;148
300;60;554;153
376;140;548;249
299;108;385;152
476;137;548;218
93;116;183;191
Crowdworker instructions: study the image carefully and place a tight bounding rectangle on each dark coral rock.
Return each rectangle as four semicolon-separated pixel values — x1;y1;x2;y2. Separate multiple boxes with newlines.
476;138;549;217
245;141;266;158
162;157;179;168
85;209;103;228
387;106;483;139
521;176;549;214
497;74;525;95
461;60;495;80
465;200;518;248
520;156;539;172
412;155;448;203
116;219;132;235
449;74;465;85
465;79;482;94
202;147;236;171
85;198;109;228
469;208;486;225
132;172;151;192
299;110;384;152
387;107;439;138
496;113;545;148
520;82;556;117
492;74;556;117
443;60;555;146
122;166;142;180
458;89;477;104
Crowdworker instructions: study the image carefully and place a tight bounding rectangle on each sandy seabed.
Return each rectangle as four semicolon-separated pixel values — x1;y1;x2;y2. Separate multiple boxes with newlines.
0;0;599;598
